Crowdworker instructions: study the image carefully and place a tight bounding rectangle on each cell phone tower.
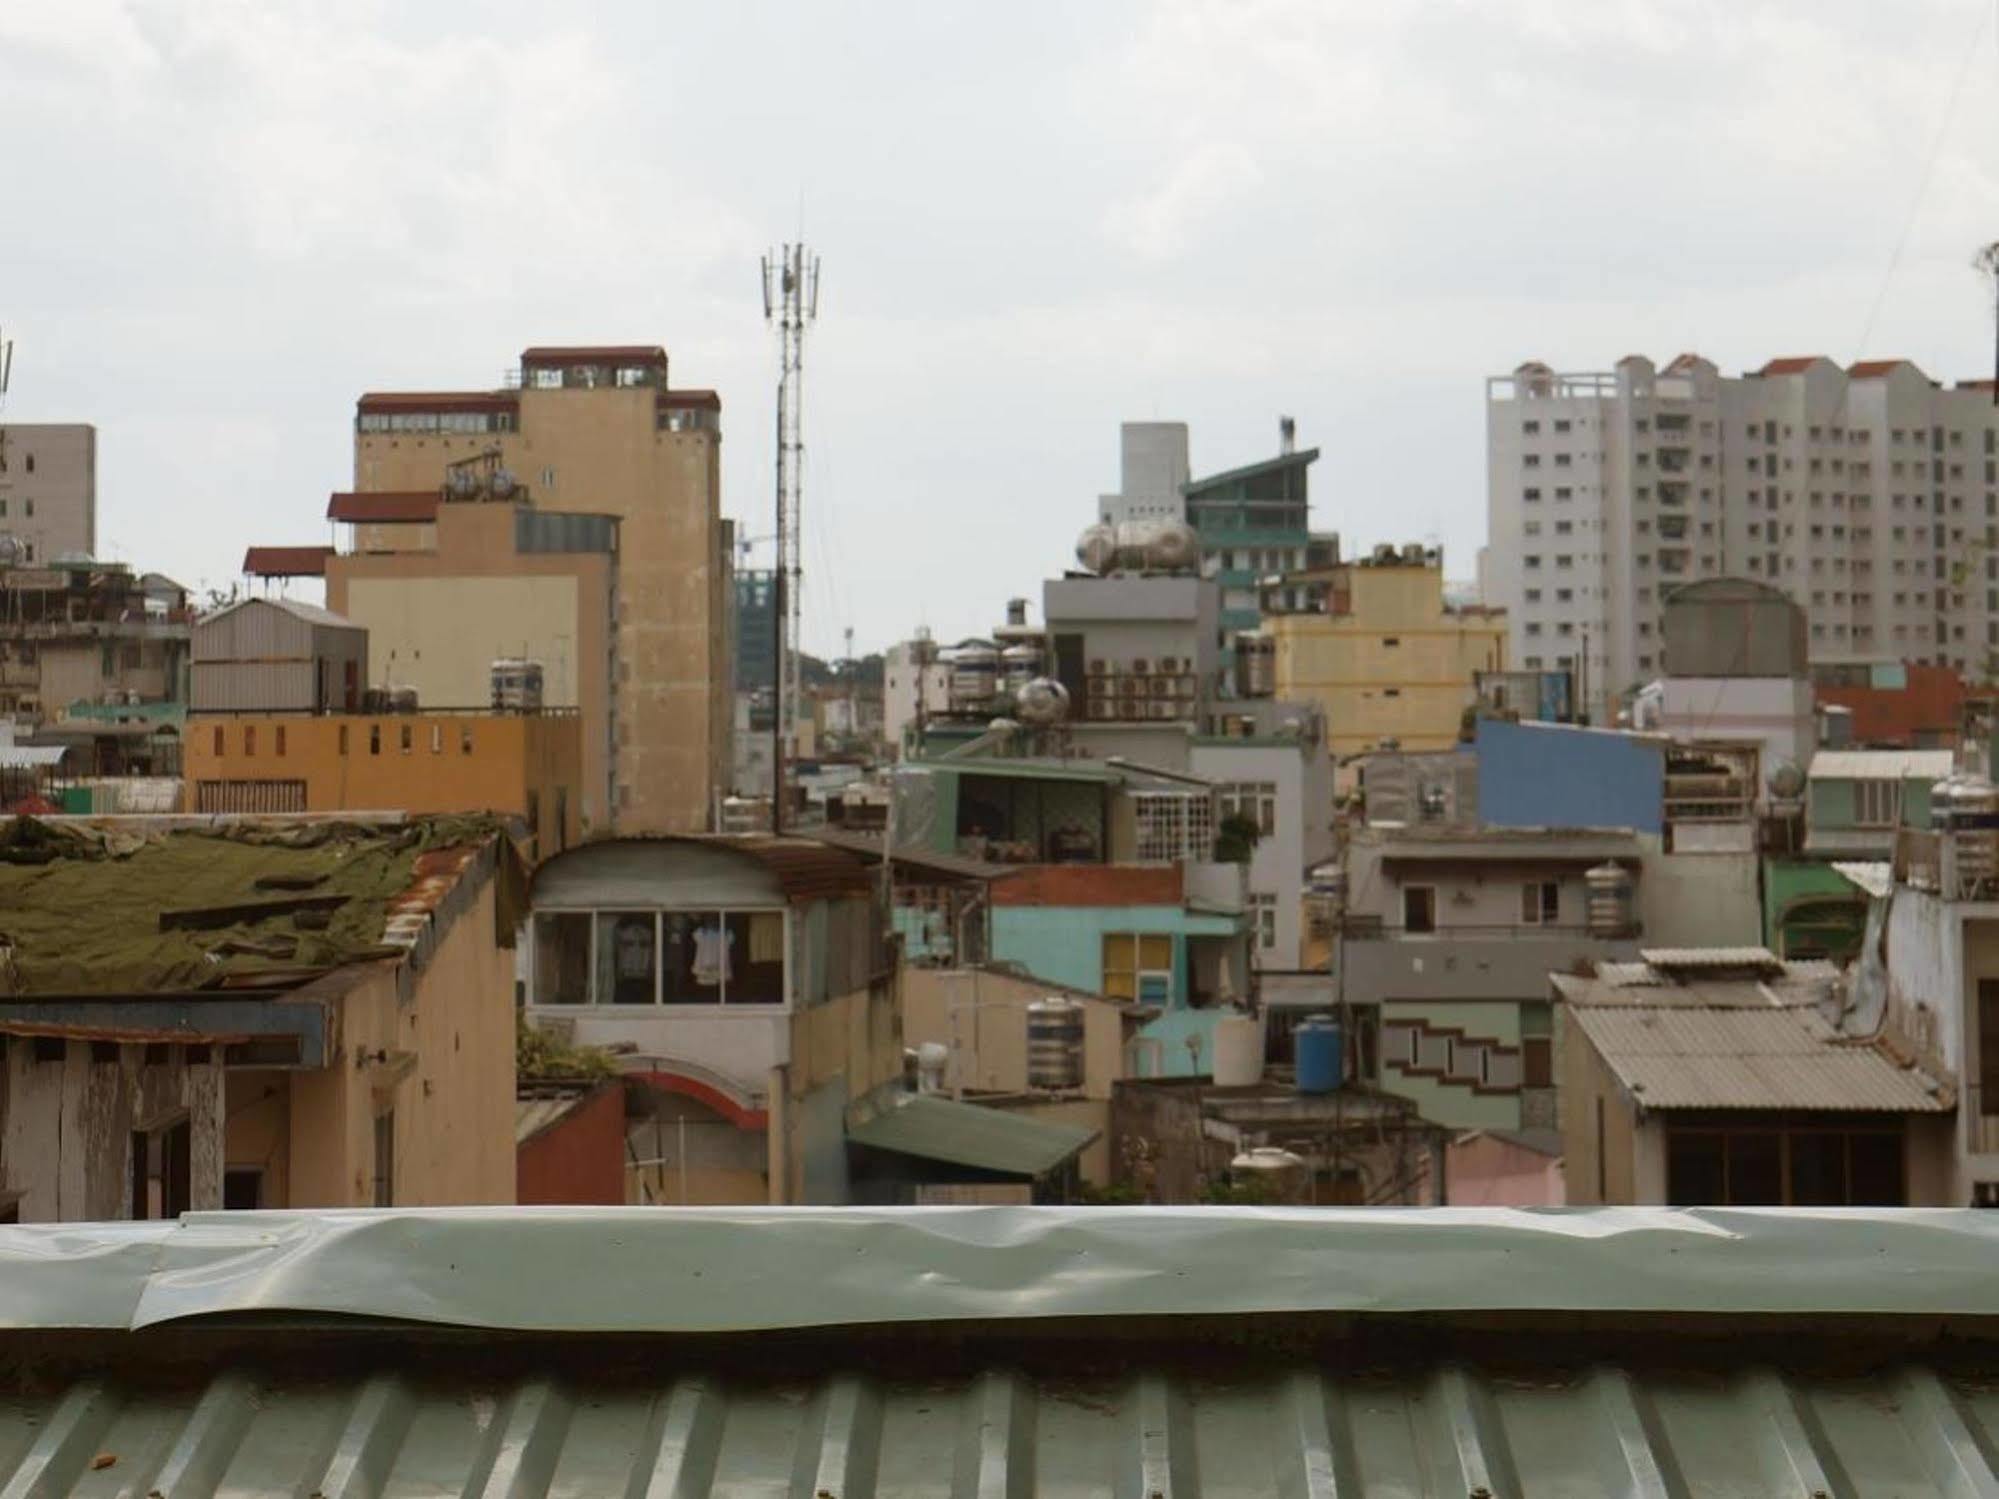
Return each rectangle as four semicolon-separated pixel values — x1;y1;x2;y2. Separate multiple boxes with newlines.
760;244;820;828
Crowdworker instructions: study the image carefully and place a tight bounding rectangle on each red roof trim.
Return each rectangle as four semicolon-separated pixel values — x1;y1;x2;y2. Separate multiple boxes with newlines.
327;491;440;523
242;546;334;578
990;863;1186;908
1848;359;1913;379
631;1070;768;1131
520;345;667;366
356;391;517;415
658;389;721;411
1757;356;1825;377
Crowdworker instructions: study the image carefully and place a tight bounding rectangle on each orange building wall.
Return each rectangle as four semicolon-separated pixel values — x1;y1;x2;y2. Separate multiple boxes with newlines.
185;711;582;857
1815;664;1965;747
326;503;614;835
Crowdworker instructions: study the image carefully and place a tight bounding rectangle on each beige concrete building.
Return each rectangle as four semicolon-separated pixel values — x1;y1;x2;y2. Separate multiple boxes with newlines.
0;423;94;564
326;500;617;836
347;345;727;834
1486;355;1999;722
1266;546;1507;762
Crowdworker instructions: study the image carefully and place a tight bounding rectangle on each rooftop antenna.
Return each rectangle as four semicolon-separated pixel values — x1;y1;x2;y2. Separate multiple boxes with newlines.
761;243;821;831
0;326;13;413
1978;241;1999;408
1279;415;1296;455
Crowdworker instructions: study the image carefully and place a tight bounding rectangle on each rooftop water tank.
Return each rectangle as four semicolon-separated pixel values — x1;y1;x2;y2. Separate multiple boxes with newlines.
1075;524;1118;575
1295;1017;1343;1095
949;642;999;708
1014;677;1071;726
1212;1011;1262;1087
1229;1146;1308;1204
1026;998;1085;1091
1000;642;1043;689
1585;861;1636;937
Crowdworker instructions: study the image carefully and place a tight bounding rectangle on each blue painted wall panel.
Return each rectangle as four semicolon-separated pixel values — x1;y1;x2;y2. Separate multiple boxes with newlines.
1475;719;1663;833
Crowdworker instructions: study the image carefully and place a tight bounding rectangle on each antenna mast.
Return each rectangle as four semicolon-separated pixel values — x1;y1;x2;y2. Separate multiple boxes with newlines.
761;243;820;828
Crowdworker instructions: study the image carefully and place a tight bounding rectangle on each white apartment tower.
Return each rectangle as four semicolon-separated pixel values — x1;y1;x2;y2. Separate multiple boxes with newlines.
1486;355;1999;723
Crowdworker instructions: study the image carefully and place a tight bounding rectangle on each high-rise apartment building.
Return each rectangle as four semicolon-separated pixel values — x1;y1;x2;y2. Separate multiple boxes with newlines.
349;345;726;834
0;423;95;564
1486;354;1999;723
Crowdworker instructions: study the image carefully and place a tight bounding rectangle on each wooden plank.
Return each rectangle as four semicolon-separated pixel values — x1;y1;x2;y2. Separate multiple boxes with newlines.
55;1043;88;1221
2;1044;62;1222
78;1044;132;1221
188;1054;225;1211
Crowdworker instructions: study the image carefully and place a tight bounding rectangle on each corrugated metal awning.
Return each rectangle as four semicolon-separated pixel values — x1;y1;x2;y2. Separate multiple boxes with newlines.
846;1093;1095;1177
1572;1004;1952;1111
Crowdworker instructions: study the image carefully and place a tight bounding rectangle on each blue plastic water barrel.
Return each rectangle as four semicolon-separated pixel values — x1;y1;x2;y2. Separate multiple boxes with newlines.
1295;1017;1343;1094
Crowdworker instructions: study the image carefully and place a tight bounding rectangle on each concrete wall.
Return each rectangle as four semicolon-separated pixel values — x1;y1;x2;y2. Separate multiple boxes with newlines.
1445;1131;1564;1206
1654;676;1812;774
517;1084;626;1204
901;967;1128;1099
274;873;517;1207
1191;737;1333;970
2;1041;224;1222
1661;581;1808;678
0;423;94;562
1477;718;1663;832
184;712;582;856
328;503;615;835
1636;836;1762;948
1270;563;1505;759
1560;1010;1651;1204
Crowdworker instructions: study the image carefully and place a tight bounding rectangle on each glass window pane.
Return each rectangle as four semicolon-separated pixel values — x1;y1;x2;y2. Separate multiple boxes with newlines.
669;911;732;1003
1848;1130;1904;1205
727;911;786;1004
533;913;591;1004
1726;1130;1782;1204
596;912;658;1005
1667;1131;1724;1205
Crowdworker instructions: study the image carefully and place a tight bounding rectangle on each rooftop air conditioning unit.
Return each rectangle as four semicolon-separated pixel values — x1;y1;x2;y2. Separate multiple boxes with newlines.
1157;656;1181;673
1088;659;1109;675
1131;658;1151;674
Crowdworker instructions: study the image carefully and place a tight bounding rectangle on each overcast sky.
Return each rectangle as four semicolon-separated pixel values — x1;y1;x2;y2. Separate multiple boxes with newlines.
3;0;1997;657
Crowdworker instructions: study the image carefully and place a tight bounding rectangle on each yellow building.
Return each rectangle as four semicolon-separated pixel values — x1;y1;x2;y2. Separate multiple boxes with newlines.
184;710;583;860
1269;549;1507;762
348;345;729;836
326;500;615;836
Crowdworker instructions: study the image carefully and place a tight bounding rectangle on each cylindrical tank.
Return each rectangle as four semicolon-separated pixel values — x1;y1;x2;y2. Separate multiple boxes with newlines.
1235;632;1275;697
1000;642;1043;689
1211;1011;1262;1087
1026;998;1086;1090
389;686;419;714
1585;861;1636;937
491;658;545;713
916;1041;949;1095
1229;1147;1308;1203
1014;677;1071;726
1146;520;1201;572
949;642;999;708
1006;597;1029;628
1295;1017;1343;1095
1075;523;1118;575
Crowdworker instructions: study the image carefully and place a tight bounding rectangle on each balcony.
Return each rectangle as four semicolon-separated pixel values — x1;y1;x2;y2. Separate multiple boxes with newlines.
1895;827;1999;902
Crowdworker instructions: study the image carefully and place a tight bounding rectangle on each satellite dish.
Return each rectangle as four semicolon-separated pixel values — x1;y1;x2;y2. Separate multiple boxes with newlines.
1768;760;1806;799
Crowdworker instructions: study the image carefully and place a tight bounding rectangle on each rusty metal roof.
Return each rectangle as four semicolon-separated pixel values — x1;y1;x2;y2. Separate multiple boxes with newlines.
239;545;333;578
705;834;873;902
1570;1004;1952;1112
325;490;439;523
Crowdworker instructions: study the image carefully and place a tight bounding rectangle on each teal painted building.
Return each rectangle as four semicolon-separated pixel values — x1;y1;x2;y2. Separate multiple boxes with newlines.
1183;446;1321;634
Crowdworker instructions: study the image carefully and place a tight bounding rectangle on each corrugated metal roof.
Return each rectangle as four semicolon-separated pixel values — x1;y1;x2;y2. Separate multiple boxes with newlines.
239;545;334;577
1809;748;1955;780
805;827;1011;883
845;1093;1096;1177
1638;946;1784;972
326;489;440;523
1571;1005;1951;1111
6;1210;1999;1495
515;1088;599;1144
708;835;873;902
0;744;68;770
10;1358;1999;1497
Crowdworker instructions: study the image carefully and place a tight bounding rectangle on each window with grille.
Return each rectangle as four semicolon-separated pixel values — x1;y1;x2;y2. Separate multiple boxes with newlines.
1131;791;1216;862
1854;779;1900;827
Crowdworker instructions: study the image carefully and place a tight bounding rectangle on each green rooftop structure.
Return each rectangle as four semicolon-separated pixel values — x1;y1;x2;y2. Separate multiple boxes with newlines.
1183;444;1322;634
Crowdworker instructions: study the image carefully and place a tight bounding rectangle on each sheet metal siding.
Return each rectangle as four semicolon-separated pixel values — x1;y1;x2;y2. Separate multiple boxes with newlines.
1476;718;1666;835
1573;1006;1950;1111
190;660;318;712
4;1362;1999;1497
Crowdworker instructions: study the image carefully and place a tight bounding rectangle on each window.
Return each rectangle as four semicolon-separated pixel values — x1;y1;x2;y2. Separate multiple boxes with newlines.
212;725;224;757
130;1117;192;1221
1520;881;1559;925
372;1112;395;1208
338;724;349;756
1402;886;1436;934
398;724;412;754
1854;778;1900;827
1132;791;1216;862
431;724;443;753
1219;782;1277;837
1665;1115;1903;1205
1249;894;1278;952
1979;980;1999;1115
275;725;286;757
462;726;475;755
369;724;381;756
243;725;256;757
1104;933;1173;1003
